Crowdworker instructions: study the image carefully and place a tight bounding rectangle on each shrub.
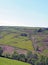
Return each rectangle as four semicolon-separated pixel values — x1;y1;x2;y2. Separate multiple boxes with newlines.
37;28;43;32
21;33;27;36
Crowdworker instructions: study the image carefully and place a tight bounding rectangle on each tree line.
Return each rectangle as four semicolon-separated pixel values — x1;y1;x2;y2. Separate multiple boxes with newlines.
0;47;48;65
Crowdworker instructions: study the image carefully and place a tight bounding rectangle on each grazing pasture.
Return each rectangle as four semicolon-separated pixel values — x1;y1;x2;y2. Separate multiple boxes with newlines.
0;32;33;51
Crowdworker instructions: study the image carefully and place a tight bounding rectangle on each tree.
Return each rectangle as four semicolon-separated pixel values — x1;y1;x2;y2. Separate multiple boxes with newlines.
4;53;10;58
26;51;33;63
38;28;43;32
33;54;38;59
39;55;46;65
36;46;39;51
21;33;27;37
12;51;19;60
18;54;26;62
0;47;3;56
46;57;48;65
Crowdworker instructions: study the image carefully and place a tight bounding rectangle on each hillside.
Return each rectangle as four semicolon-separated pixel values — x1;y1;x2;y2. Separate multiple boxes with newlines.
0;26;48;56
0;26;48;65
0;57;30;65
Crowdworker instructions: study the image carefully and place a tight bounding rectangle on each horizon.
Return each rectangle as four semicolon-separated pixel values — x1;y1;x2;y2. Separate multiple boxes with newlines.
0;0;48;27
0;26;48;28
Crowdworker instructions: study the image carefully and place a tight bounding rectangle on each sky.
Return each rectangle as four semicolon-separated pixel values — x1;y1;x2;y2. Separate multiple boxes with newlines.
0;0;48;27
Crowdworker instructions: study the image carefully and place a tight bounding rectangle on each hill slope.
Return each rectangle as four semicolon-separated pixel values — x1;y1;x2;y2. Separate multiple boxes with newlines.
0;26;48;56
0;57;30;65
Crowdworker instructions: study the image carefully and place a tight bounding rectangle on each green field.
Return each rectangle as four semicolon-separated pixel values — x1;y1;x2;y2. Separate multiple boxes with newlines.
0;32;34;51
0;57;30;65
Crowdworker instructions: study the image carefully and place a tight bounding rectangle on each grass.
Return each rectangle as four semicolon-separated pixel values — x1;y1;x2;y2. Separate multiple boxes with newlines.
0;57;31;65
0;32;34;51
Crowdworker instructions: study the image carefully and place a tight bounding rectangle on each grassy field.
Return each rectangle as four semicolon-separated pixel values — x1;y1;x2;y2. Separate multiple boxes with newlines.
0;57;31;65
0;32;34;51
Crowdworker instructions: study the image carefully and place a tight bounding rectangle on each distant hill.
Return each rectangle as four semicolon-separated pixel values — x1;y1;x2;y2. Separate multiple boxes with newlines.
0;26;48;56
